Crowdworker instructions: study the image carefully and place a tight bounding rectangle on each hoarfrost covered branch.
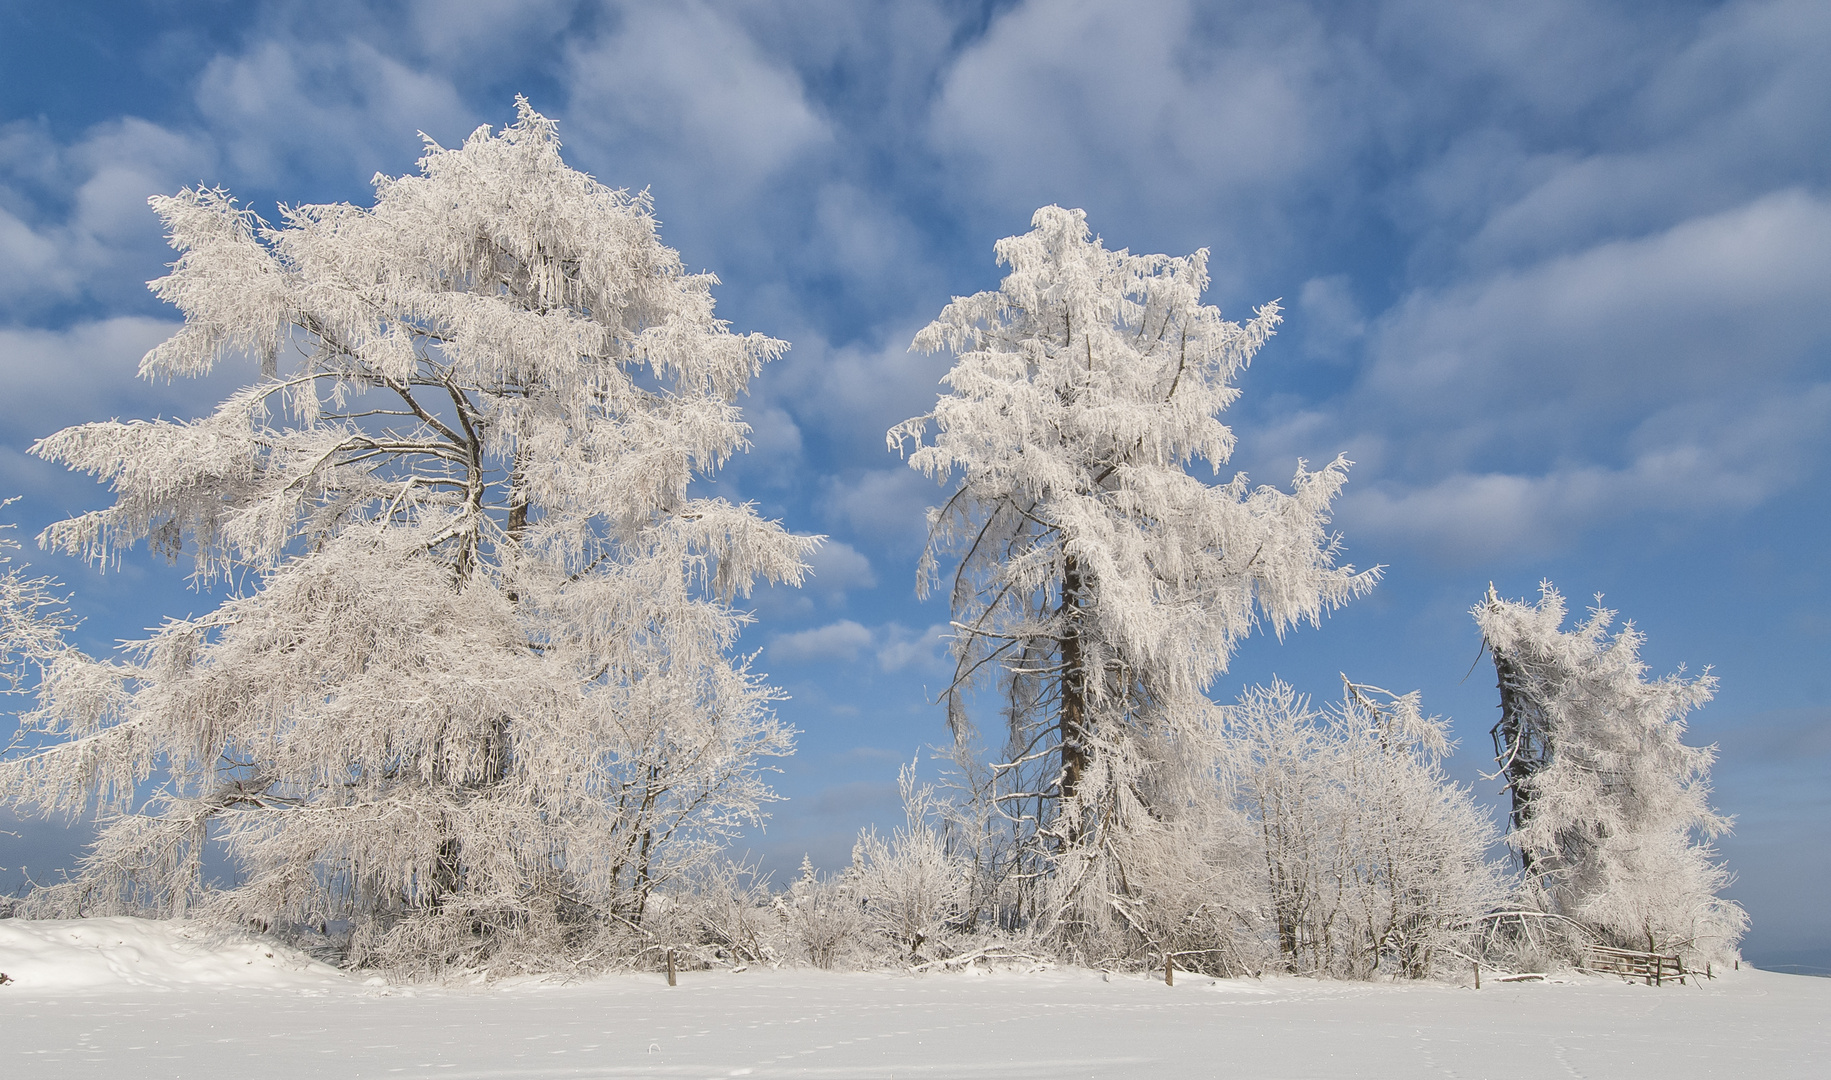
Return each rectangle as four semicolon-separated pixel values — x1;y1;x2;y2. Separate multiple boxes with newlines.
1477;585;1745;962
0;101;814;974
0;507;69;703
890;206;1377;954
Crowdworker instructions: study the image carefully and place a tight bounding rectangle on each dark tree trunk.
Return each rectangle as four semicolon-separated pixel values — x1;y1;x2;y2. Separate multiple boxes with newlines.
1490;646;1552;878
1059;554;1087;824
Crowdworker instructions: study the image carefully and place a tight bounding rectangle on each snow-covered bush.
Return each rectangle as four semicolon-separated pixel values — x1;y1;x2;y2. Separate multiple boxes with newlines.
1098;790;1266;978
1476;585;1745;963
680;860;782;969
847;762;973;963
1223;680;1508;978
778;857;865;969
890;205;1376;951
0;101;812;975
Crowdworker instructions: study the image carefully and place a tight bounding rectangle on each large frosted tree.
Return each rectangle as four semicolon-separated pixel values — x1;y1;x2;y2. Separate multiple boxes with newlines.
889;206;1375;939
0;101;813;974
1476;585;1745;960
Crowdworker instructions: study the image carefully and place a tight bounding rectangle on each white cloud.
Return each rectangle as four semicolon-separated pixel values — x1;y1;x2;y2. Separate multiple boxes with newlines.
819;467;940;551
1245;185;1831;565
405;0;580;65
0;317;233;430
563;1;831;197
808;183;932;296
1390;0;1831;276
194;38;475;187
768;617;950;675
1294;275;1366;363
769;325;954;457
743;537;876;621
1339;381;1831;562
803;540;875;599
738;402;804;486
0;317;255;503
929;0;1366;263
0;207;66;302
0;118;215;314
875;622;951;675
771;619;874;663
1363;190;1831;452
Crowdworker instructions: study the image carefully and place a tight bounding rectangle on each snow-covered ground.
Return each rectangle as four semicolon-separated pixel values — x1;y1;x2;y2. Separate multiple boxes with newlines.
2;919;1825;1078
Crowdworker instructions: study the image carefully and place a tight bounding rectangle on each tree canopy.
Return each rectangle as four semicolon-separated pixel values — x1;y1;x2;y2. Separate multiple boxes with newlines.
1478;584;1744;958
891;206;1377;940
2;101;813;973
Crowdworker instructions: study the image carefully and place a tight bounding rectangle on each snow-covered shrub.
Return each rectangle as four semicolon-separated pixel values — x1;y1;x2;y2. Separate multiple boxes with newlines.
1224;680;1508;978
778;857;866;970
680;860;783;968
1100;793;1267;978
1477;585;1745;963
847;763;973;963
0;101;812;976
889;205;1376;951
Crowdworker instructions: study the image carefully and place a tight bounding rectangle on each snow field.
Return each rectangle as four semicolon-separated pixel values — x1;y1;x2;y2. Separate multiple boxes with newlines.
0;917;347;992
2;919;1826;1078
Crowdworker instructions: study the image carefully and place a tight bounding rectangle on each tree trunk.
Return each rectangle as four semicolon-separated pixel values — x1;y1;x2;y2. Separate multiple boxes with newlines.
1059;554;1087;817
1491;647;1549;878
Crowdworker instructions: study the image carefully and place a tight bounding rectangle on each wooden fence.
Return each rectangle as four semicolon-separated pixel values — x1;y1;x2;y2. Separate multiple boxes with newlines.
1585;945;1690;985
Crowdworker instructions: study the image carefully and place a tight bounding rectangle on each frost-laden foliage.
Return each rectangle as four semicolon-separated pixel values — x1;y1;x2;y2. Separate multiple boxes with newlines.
0;506;70;703
664;766;979;973
889;206;1376;945
1224;681;1508;979
1476;585;1745;961
777;856;867;970
846;763;973;963
0;101;813;976
1090;765;1265;977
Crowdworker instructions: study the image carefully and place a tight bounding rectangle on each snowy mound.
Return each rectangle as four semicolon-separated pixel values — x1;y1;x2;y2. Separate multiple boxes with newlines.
0;917;347;992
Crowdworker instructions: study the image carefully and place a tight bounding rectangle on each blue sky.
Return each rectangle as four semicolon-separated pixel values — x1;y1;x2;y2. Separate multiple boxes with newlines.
2;0;1827;970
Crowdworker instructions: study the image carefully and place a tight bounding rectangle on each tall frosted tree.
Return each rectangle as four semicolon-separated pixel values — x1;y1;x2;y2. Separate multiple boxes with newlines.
1476;585;1745;960
0;101;813;974
889;206;1375;938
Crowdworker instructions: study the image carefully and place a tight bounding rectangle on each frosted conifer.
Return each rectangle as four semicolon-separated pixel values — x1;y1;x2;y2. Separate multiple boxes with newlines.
1476;584;1745;960
889;207;1375;942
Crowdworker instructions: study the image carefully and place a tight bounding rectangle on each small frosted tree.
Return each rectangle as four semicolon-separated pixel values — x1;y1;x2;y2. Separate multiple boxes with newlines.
847;761;972;962
1476;584;1745;961
1224;680;1505;978
889;207;1375;945
0;101;813;974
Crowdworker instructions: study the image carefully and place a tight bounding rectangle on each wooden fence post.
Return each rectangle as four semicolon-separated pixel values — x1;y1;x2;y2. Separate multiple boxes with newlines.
1165;954;1174;986
1473;961;1480;990
667;948;677;987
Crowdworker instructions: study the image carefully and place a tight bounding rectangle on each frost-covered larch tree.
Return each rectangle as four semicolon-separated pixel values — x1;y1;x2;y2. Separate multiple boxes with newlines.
0;101;814;974
1476;585;1745;961
889;206;1375;941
